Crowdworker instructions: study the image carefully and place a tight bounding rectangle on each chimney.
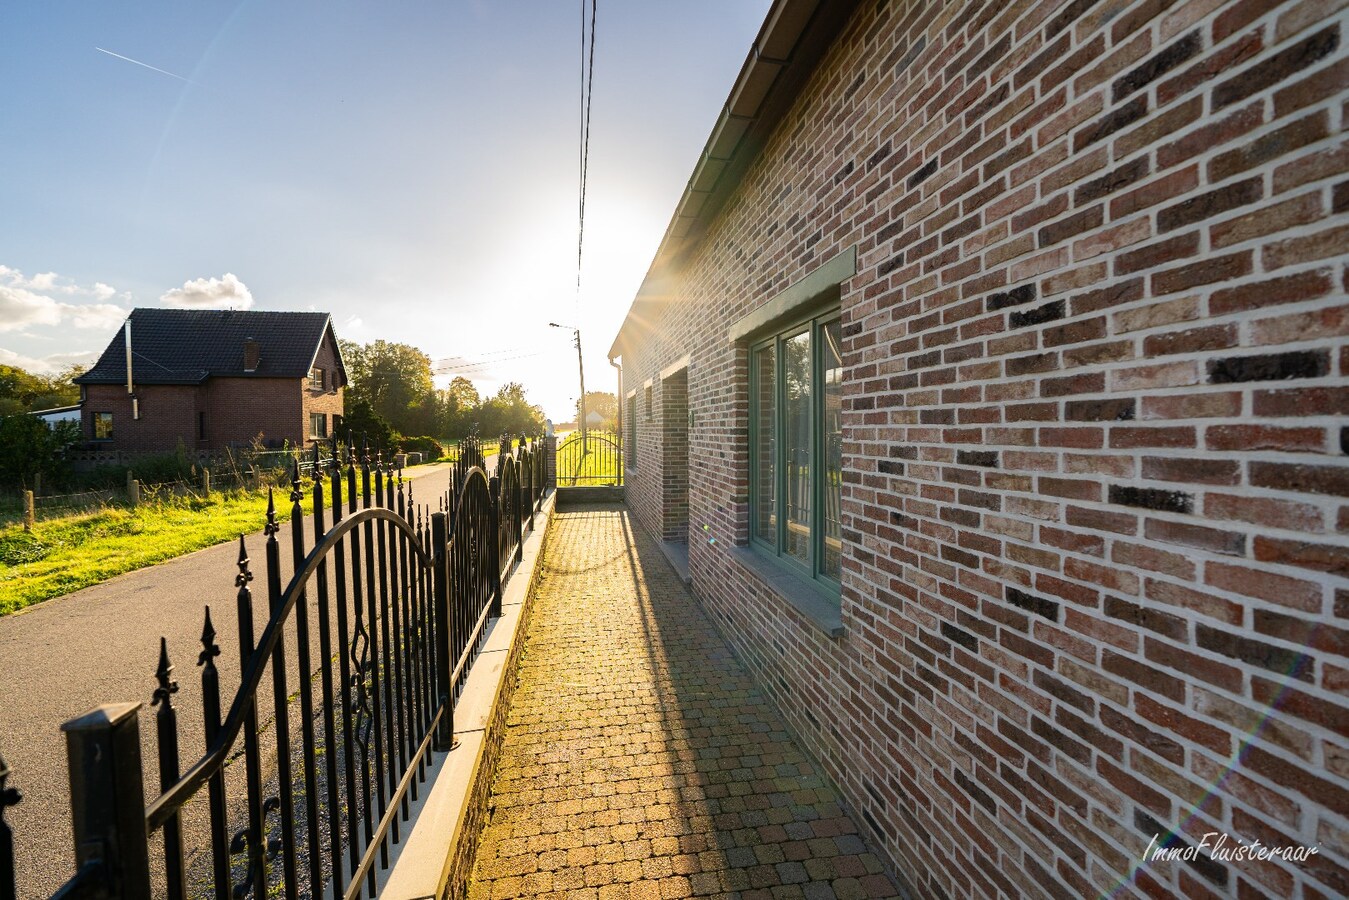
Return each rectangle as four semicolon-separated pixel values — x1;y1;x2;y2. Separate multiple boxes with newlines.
243;338;260;372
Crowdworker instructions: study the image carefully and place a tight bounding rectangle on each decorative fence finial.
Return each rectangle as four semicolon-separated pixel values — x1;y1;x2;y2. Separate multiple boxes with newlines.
290;459;303;504
264;489;279;537
152;636;179;707
198;606;221;669
0;749;18;811
236;535;254;588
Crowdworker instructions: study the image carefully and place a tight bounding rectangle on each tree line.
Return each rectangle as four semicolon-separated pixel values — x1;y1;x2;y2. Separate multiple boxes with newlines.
338;339;546;449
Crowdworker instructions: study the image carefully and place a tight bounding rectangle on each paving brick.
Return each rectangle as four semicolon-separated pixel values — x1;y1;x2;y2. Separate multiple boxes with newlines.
467;506;899;898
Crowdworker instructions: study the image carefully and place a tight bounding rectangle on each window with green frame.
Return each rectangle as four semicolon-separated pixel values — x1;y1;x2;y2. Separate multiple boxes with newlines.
626;393;637;469
749;308;843;591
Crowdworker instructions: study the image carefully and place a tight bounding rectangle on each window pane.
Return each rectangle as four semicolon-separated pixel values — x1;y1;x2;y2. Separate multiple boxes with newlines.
783;329;811;564
821;319;843;580
753;344;776;545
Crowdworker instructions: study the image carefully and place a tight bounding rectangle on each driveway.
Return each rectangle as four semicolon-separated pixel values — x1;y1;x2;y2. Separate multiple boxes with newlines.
0;458;483;899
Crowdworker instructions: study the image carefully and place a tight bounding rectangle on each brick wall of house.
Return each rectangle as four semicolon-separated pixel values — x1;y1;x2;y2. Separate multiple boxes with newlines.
301;331;345;442
82;383;202;452
202;378;304;448
84;379;312;451
618;0;1348;896
661;368;690;543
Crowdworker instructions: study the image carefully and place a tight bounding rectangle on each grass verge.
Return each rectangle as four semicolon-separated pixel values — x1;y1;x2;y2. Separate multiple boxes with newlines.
0;490;272;616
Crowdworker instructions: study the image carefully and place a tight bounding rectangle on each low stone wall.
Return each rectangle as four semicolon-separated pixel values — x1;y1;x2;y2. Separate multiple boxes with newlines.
555;485;625;507
375;489;558;900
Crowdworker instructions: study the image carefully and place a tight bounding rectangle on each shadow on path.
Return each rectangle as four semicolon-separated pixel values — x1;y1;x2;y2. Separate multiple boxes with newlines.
469;503;899;900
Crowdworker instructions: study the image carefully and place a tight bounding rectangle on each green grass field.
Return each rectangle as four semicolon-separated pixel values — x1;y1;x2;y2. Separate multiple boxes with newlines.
0;489;274;616
555;433;623;486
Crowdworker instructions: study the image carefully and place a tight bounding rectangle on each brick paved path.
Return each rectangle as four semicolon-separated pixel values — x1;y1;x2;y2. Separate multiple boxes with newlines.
469;504;900;900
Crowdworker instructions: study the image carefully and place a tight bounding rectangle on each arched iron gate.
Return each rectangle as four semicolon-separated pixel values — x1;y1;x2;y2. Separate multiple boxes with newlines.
554;432;623;486
10;433;548;900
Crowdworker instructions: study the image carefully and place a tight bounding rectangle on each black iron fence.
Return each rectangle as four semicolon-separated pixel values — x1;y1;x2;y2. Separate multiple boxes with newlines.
554;431;623;487
2;433;551;900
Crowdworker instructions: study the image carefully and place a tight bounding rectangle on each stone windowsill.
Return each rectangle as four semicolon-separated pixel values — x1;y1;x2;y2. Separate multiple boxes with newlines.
728;545;843;638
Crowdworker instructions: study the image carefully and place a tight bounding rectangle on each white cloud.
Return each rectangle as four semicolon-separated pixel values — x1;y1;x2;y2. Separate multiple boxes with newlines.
159;272;253;309
63;302;129;331
0;346;98;375
0;265;132;332
0;284;61;331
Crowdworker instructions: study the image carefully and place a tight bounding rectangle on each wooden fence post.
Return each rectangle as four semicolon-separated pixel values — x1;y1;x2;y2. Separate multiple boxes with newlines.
128;479;140;508
22;492;34;533
202;468;211;495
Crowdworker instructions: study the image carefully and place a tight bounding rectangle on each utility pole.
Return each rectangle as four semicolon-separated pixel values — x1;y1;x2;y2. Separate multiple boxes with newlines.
551;323;588;440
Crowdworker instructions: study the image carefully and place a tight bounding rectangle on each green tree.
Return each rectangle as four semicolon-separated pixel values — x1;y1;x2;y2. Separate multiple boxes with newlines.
576;391;617;431
339;394;396;453
340;340;434;435
0;415;80;488
482;382;544;437
440;376;483;436
0;364;82;414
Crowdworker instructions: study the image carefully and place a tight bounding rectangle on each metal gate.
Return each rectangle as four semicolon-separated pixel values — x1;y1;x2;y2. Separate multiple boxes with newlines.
1;433;550;900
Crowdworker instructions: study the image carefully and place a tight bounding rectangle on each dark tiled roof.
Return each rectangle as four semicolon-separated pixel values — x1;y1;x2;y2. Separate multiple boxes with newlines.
75;308;340;385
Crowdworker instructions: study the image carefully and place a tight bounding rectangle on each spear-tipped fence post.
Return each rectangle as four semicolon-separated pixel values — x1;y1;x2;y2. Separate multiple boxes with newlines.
488;475;503;619
152;637;186;900
430;511;454;751
197;606;230;900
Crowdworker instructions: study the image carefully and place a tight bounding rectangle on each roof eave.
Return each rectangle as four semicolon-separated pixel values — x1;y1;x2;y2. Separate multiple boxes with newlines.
609;0;862;359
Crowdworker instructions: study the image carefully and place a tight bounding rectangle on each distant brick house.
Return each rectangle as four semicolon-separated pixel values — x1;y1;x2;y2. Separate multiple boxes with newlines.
74;309;346;452
611;1;1347;897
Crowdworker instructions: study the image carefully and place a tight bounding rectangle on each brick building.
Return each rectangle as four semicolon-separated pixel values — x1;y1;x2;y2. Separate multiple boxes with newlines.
74;308;345;452
610;0;1348;897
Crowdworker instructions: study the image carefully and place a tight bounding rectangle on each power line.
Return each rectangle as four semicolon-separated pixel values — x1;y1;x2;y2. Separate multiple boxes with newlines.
431;350;546;376
576;0;597;295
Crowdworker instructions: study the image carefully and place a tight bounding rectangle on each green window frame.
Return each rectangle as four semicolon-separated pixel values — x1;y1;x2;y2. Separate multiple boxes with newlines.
749;308;843;593
626;393;637;469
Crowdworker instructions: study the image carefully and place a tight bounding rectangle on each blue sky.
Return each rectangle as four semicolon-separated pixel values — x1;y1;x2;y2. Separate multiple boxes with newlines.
0;1;771;419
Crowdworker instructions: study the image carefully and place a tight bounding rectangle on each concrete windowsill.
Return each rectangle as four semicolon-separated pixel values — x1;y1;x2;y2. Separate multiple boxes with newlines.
728;545;843;638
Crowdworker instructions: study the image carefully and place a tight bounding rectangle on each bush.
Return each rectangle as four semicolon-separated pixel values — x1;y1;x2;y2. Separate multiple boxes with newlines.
399;435;443;458
341;395;397;454
0;415;79;489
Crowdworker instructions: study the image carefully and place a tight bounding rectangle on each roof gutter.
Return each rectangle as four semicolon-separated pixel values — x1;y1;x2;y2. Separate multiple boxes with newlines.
609;0;861;358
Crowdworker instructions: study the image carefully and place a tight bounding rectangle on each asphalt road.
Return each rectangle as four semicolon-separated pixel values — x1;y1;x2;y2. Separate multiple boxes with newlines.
0;459;478;899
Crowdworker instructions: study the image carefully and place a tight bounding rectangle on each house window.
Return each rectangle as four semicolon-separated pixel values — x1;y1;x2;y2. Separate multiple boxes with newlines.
93;412;113;441
309;367;325;390
310;412;327;439
749;311;843;587
626;393;637;469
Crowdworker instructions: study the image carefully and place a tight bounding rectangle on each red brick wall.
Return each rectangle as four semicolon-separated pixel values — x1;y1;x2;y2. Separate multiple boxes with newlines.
202;378;304;448
619;1;1348;897
84;377;323;451
301;330;345;442
82;383;201;452
661;368;690;542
